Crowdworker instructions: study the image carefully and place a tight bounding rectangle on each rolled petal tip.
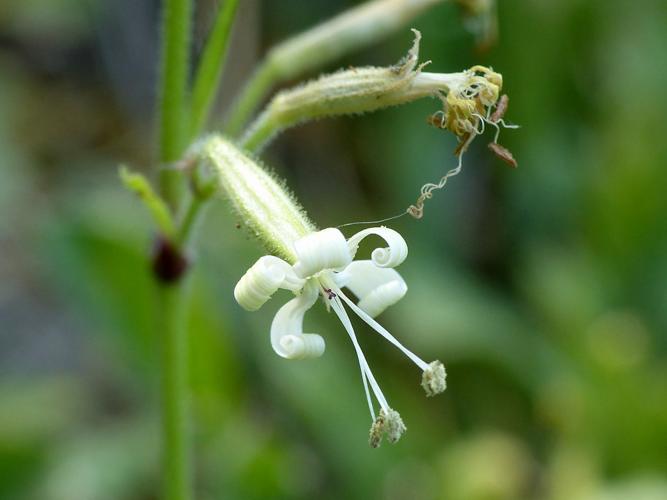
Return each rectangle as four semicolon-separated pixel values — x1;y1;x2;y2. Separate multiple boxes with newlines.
348;226;408;268
279;334;325;360
271;282;325;360
421;360;447;396
234;256;304;311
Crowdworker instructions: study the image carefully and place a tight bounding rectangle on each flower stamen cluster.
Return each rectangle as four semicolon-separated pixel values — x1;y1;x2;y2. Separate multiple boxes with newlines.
408;68;519;219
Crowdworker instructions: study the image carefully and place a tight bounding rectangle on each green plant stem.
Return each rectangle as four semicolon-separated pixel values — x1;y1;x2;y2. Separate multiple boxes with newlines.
159;0;193;206
156;2;194;500
223;0;445;137
159;281;192;500
190;0;240;139
177;195;207;246
239;112;277;153
224;60;277;137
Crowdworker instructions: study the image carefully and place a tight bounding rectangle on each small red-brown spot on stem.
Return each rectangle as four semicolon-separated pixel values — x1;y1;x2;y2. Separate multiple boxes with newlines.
152;236;188;284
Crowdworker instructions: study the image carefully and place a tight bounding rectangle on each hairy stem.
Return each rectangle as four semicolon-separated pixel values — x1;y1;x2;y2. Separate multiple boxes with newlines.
224;0;445;137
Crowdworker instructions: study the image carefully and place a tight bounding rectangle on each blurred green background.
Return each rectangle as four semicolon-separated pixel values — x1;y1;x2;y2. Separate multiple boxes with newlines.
1;1;667;499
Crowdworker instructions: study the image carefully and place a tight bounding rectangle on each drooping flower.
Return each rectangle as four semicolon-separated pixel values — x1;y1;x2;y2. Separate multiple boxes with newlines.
226;0;448;135
237;29;517;219
240;29;505;153
202;136;446;447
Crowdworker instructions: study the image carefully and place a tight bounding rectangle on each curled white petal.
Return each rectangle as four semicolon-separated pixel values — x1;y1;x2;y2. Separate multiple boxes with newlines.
271;281;325;360
347;226;408;268
292;228;352;278
234;255;305;311
335;260;407;318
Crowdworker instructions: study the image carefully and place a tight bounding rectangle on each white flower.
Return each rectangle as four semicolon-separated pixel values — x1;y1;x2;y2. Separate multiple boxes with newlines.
202;136;446;447
234;224;446;447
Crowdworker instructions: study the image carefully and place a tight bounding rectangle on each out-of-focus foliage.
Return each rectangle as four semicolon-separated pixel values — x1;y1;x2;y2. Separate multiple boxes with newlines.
1;1;666;499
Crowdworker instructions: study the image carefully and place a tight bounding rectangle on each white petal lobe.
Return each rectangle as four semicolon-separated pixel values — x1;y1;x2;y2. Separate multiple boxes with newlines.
271;281;325;359
347;226;408;268
278;334;325;360
336;260;407;317
292;228;352;278
358;282;407;318
234;256;304;311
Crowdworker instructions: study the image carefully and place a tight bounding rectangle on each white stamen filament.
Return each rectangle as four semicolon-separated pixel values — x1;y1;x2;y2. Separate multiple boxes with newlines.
337;288;430;371
330;295;390;416
359;359;375;421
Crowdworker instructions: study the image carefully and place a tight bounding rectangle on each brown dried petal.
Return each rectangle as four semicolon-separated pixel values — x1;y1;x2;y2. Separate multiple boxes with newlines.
490;94;509;123
426;113;445;129
488;142;518;168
